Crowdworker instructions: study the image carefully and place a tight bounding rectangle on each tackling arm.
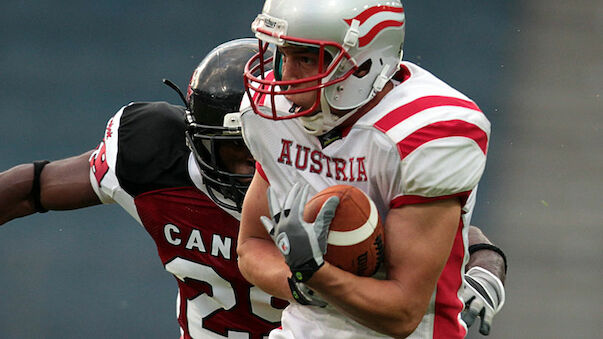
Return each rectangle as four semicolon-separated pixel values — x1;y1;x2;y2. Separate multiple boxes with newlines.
462;225;507;335
467;225;506;283
0;151;101;225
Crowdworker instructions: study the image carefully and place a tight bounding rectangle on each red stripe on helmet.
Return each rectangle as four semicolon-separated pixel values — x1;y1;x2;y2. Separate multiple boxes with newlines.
344;5;404;26
358;19;405;47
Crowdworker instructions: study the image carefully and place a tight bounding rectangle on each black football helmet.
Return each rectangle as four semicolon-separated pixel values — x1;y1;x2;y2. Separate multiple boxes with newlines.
184;38;259;211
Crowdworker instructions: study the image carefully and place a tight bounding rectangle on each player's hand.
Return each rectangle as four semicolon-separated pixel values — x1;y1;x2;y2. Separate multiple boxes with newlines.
462;267;506;335
261;183;339;283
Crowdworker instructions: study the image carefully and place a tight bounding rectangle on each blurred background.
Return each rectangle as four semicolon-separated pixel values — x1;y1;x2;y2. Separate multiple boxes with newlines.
0;1;600;338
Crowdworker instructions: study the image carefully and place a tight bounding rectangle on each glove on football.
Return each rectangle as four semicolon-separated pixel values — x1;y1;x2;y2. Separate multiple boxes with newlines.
462;266;506;335
261;183;339;283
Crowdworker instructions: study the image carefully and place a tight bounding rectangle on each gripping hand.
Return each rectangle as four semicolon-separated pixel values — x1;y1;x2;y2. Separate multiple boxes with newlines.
260;183;339;283
462;267;506;335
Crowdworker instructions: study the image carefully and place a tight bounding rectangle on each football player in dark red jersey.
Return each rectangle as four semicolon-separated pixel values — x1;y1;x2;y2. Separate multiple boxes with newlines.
0;38;505;338
0;38;286;339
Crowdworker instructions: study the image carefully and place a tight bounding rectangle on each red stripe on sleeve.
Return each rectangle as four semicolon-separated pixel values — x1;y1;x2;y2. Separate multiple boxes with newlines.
390;191;471;209
374;96;482;133
396;120;488;160
255;162;269;184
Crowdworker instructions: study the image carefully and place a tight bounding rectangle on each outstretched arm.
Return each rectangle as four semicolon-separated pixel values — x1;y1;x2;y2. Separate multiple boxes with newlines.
0;151;101;225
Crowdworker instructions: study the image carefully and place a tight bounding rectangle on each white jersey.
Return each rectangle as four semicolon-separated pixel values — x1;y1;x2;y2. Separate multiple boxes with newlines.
240;62;490;338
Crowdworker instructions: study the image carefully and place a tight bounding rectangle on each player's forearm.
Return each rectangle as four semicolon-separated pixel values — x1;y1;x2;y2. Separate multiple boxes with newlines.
237;237;292;300
467;225;506;284
0;152;101;225
307;263;424;338
0;164;38;225
40;152;101;210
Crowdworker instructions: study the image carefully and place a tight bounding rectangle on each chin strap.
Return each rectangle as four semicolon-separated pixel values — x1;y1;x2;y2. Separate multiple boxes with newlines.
372;64;391;93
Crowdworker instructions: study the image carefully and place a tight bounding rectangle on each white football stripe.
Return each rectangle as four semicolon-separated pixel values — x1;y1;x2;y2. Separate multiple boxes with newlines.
327;196;379;246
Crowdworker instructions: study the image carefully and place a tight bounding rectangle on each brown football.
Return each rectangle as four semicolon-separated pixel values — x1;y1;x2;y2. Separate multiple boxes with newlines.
303;185;384;276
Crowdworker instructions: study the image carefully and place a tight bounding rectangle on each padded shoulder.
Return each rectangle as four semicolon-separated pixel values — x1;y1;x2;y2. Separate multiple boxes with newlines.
116;102;193;196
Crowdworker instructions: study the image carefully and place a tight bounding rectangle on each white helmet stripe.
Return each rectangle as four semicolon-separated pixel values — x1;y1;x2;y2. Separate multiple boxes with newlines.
344;6;405;47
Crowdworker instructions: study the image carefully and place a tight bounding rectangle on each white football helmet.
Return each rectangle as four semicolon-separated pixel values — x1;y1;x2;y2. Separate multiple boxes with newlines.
244;0;405;135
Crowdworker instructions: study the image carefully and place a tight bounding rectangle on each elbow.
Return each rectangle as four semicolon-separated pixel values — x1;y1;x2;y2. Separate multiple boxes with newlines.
383;306;424;338
237;257;253;284
396;319;422;338
236;243;253;282
388;320;422;338
236;239;271;287
391;323;422;338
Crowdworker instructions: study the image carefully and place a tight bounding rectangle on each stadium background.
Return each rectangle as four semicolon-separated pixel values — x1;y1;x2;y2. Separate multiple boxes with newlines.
0;1;600;338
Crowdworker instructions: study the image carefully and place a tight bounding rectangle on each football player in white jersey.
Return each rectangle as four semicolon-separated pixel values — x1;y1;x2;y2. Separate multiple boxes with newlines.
237;1;505;338
0;38;503;338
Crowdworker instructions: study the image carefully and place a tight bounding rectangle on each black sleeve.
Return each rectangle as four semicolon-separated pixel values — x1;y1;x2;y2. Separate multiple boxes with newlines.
116;101;194;196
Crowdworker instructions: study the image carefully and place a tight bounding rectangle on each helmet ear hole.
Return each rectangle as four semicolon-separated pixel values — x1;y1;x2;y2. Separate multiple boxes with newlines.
353;59;373;79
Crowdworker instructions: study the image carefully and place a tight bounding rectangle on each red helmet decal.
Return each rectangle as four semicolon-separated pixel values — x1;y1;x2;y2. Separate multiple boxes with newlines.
343;5;404;47
186;67;201;101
